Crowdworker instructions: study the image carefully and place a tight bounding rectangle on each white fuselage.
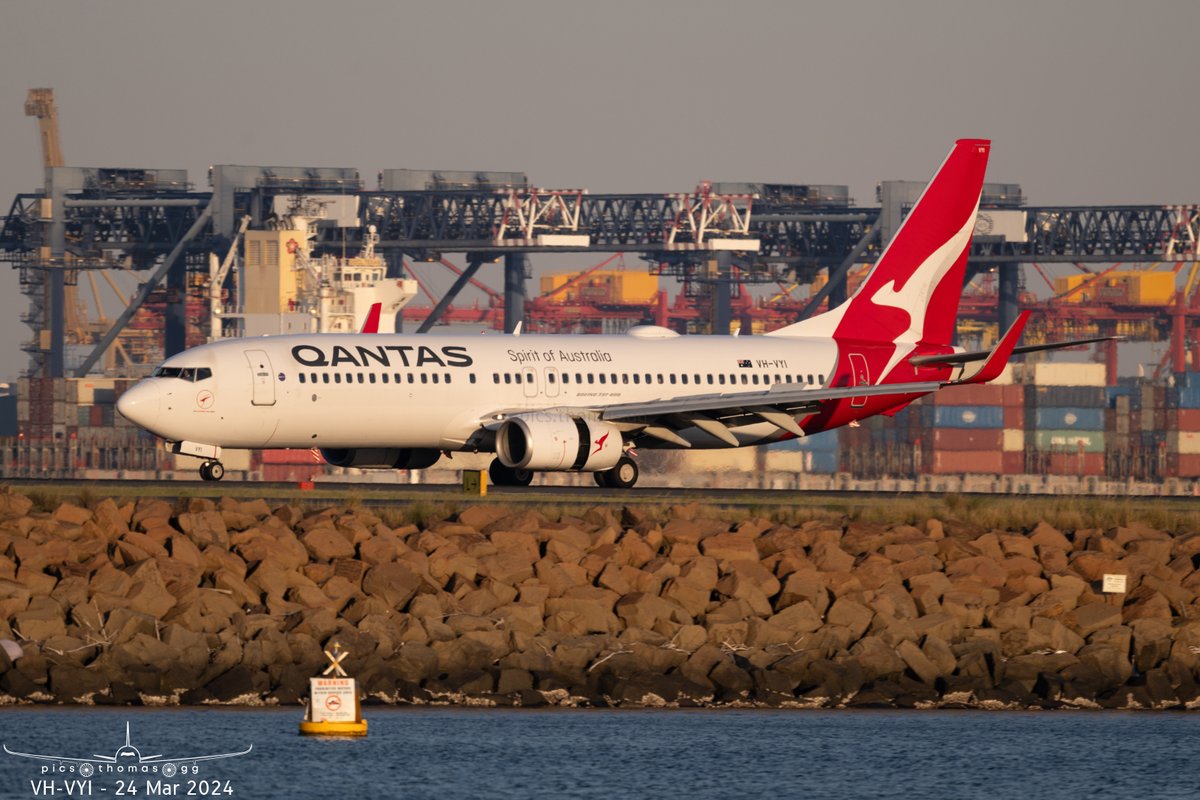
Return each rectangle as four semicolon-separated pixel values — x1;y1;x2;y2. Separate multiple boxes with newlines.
118;326;839;452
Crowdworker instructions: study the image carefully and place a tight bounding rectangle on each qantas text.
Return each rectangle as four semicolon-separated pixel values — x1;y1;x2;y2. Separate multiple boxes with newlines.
291;344;473;369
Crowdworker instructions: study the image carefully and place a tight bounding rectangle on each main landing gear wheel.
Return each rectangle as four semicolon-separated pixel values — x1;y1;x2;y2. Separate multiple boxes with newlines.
595;456;638;489
488;458;534;487
199;460;225;482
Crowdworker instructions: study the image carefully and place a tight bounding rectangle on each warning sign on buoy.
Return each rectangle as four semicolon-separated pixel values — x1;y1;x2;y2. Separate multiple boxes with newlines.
299;643;368;737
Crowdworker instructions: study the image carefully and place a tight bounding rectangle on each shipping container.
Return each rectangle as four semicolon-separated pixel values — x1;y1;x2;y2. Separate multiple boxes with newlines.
1002;429;1024;451
1003;406;1023;429
1034;407;1104;430
1002;451;1024;474
931;383;1008;407
1029;362;1106;387
260;448;325;465
1168;453;1200;477
1169;409;1200;430
929;429;1003;451
1028;385;1107;407
1168;431;1200;454
1046;452;1105;475
927;450;1004;474
932;406;1004;428
262;464;325;483
1034;430;1106;453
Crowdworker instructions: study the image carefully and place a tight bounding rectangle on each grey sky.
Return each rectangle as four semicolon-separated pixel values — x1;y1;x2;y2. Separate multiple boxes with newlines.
1;0;1196;379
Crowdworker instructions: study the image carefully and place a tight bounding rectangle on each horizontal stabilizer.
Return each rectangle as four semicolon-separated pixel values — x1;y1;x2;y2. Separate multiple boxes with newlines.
952;310;1029;385
910;334;1119;368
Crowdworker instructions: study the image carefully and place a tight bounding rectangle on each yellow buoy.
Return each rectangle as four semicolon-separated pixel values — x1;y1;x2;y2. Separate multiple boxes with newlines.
299;643;368;737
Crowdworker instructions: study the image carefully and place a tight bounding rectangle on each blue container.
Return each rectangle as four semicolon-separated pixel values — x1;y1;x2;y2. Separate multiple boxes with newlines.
1034;407;1104;430
1106;385;1135;407
1172;385;1200;409
1178;371;1200;389
809;450;839;473
933;405;1004;428
774;429;839;452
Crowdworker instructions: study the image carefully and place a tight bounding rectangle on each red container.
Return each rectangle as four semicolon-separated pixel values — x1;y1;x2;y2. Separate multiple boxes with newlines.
1001;451;1025;474
1168;453;1200;477
937;384;1008;406
927;450;1004;474
1048;452;1105;476
930;429;1004;451
260;448;323;465
262;464;325;482
1003;406;1024;429
1170;409;1200;431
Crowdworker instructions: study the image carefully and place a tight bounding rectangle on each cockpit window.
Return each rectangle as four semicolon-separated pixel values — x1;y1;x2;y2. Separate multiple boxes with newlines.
152;366;212;382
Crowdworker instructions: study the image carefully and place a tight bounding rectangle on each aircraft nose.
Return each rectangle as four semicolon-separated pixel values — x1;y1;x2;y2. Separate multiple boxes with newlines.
116;382;160;430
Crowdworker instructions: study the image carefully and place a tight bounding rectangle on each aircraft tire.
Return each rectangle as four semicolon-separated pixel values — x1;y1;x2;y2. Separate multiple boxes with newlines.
603;457;639;489
593;471;611;488
208;461;225;481
199;461;213;481
489;459;534;488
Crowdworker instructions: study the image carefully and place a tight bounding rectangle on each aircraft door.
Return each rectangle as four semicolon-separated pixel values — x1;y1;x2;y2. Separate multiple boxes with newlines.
849;352;869;408
245;350;276;406
522;367;538;399
544;367;560;398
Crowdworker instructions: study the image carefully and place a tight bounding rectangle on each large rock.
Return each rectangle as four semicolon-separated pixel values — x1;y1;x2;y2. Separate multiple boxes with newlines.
361;562;422;610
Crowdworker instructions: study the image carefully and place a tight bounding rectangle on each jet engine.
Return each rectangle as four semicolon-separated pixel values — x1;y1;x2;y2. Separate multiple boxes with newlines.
320;448;441;470
496;414;622;472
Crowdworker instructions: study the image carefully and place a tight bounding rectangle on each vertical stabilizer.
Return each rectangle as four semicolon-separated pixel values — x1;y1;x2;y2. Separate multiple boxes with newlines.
767;139;990;357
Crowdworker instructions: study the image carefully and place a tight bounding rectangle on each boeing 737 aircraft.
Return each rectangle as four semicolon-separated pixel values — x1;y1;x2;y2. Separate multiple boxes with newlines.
116;139;1102;488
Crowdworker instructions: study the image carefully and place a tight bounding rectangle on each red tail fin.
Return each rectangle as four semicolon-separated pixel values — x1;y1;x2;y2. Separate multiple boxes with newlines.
359;302;382;334
768;139;990;355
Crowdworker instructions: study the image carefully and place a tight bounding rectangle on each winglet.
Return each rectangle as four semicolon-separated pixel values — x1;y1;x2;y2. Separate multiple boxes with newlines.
359;302;382;334
955;310;1030;385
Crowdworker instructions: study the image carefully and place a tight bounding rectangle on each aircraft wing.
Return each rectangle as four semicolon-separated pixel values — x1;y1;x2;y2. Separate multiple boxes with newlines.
594;380;942;446
2;745;114;763
143;745;253;763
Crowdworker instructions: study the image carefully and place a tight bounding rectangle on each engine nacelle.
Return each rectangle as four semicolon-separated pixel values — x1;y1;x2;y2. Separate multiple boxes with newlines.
320;448;441;470
496;414;622;472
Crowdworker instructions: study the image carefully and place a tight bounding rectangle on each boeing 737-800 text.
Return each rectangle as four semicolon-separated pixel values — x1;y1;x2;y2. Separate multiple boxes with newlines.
116;140;1103;487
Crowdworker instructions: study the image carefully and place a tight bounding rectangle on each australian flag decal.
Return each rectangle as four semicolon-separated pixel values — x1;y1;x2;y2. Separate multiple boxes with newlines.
737;359;752;368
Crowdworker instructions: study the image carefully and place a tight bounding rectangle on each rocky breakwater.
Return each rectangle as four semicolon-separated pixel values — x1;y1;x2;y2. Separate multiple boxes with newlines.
1;490;1200;709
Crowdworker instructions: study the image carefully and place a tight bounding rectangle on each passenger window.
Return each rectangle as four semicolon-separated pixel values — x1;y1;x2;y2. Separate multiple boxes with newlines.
707;375;714;385
694;374;701;384
334;374;342;384
469;374;476;384
576;373;583;383
431;374;439;384
527;373;535;383
446;374;452;384
322;373;330;384
622;374;629;384
741;375;748;385
588;374;594;384
299;374;306;384
408;374;415;384
656;374;664;384
382;374;389;384
346;373;353;383
633;374;640;384
504;374;511;384
669;375;676;384
421;374;428;384
562;373;569;384
357;374;365;383
681;375;688;385
311;373;317;383
493;373;500;384
599;374;607;384
818;374;825;384
718;374;726;385
548;373;556;383
367;373;374;384
807;374;813;384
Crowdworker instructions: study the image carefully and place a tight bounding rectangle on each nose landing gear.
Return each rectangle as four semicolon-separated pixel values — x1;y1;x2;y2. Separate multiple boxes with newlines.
198;460;225;481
